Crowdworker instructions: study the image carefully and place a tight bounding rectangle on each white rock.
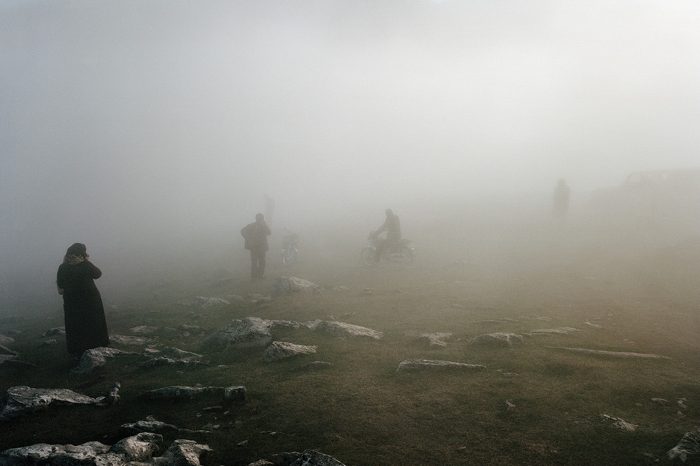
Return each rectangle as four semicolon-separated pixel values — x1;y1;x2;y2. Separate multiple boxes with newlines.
192;296;231;308
529;327;579;335
72;347;132;374
201;317;273;350
418;332;452;347
667;428;700;462
111;334;150;346
264;341;317;362
397;359;486;372
601;414;638;432
0;386;104;420
273;276;321;295
548;347;670;359
309;320;383;340
470;332;524;347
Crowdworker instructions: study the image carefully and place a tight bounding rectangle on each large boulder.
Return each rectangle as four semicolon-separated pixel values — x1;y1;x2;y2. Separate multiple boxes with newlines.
309;320;383;340
470;332;524;347
201;317;273;351
155;439;212;466
110;432;163;462
397;359;486;372
0;386;109;421
264;342;317;362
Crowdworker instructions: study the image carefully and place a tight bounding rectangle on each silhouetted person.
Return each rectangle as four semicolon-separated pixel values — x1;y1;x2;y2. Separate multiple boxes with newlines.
553;178;570;219
373;209;401;261
56;243;109;359
241;213;271;280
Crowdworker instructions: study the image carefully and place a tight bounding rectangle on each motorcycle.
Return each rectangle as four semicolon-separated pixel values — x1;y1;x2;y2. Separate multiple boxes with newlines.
361;232;415;266
281;232;299;265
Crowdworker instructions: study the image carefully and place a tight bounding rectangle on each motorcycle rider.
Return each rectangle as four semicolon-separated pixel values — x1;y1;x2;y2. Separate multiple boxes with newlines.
372;209;401;262
241;213;271;280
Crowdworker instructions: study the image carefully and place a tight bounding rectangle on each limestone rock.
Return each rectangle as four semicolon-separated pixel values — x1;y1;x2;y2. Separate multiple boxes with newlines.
529;327;579;335
548;347;670;359
42;327;66;337
601;414;638;432
191;296;231;308
470;332;524;347
667;428;700;462
309;320;383;340
264;341;317;362
397;359;486;372
129;325;159;335
111;334;151;346
72;347;133;374
0;386;104;421
418;332;452;348
270;449;346;466
0;335;14;346
110;432;163;461
273;276;321;295
140;347;204;368
142;385;246;402
201;317;273;351
154;439;212;466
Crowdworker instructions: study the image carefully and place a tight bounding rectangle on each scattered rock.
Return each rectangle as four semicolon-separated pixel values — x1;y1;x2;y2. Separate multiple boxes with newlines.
140;347;205;368
584;321;603;329
678;398;689;410
0;335;14;346
42;327;66;337
0;386;111;420
190;296;231;308
38;339;58;346
129;325;159;335
0;344;17;356
121;416;179;435
0;355;36;369
529;327;579;335
0;434;210;466
332;285;350;292
302;361;333;370
667;428;700;462
72;347;134;374
269;449;347;466
547;347;670;359
248;293;273;305
264;341;317;362
651;398;670;406
470;332;524;347
142;385;246;403
309;320;383;340
397;359;486;372
273;276;321;295
505;400;516;411
601;414;638;432
417;332;452;348
201;317;275;351
111;334;151;346
248;460;274;466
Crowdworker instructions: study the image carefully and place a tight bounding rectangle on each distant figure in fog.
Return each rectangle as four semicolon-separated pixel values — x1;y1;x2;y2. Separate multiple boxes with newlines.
56;243;109;359
372;209;402;262
241;213;271;280
552;178;570;219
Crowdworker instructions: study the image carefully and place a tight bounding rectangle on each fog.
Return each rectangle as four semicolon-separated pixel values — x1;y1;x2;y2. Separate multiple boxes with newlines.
2;0;700;310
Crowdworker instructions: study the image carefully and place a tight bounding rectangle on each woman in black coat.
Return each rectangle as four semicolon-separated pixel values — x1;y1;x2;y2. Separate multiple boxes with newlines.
56;243;109;357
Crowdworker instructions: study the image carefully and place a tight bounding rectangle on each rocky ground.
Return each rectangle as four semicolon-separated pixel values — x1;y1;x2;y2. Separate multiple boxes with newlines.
1;248;700;465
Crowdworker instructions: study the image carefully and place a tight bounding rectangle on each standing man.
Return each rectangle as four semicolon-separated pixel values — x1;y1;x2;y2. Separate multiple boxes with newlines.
552;178;570;219
241;213;271;280
372;209;401;262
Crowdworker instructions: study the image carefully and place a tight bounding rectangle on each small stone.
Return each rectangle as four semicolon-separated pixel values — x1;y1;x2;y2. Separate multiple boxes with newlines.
237;440;248;447
397;359;486;372
601;414;638;432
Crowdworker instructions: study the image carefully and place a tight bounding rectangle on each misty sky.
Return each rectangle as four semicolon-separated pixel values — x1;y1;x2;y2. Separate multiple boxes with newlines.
2;0;700;303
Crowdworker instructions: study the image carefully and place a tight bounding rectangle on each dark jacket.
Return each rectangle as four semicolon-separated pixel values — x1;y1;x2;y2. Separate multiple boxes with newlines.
376;214;401;242
56;261;109;355
241;221;271;251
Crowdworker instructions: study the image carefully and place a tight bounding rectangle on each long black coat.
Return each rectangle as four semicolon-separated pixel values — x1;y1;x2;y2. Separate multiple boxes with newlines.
56;261;109;355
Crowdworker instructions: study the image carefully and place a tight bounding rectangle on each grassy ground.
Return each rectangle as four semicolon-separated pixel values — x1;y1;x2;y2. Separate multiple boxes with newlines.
1;253;699;465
